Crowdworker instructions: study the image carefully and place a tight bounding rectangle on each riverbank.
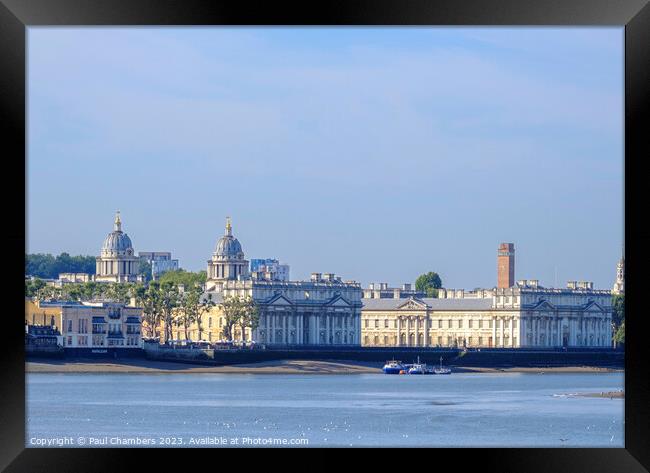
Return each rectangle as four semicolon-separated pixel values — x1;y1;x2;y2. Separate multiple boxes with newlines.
26;358;624;374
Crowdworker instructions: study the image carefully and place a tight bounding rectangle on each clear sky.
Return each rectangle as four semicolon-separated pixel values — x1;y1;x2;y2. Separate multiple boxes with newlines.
27;27;623;290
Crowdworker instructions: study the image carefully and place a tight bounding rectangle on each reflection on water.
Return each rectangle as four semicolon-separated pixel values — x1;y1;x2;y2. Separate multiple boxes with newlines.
27;372;624;447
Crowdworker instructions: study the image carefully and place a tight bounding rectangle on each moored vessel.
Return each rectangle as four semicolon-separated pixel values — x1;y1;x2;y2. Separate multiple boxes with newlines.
383;359;405;374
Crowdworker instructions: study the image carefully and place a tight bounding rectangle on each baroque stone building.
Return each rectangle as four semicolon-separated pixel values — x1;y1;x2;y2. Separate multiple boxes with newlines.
612;255;624;295
160;218;362;346
361;283;613;348
95;211;141;283
205;217;249;291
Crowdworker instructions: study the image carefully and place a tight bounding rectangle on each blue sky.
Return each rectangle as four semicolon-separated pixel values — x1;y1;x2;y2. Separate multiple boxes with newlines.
27;27;623;290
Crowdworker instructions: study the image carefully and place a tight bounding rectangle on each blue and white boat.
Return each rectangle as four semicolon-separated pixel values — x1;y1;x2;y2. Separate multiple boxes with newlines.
382;360;405;374
408;356;427;375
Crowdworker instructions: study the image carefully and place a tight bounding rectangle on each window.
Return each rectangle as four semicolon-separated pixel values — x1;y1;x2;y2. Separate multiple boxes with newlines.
478;336;483;345
468;319;473;328
384;319;389;328
437;336;442;346
67;320;73;333
383;336;388;345
448;320;452;328
374;319;379;328
438;320;442;328
479;319;483;328
489;320;493;328
209;317;212;328
458;319;463;329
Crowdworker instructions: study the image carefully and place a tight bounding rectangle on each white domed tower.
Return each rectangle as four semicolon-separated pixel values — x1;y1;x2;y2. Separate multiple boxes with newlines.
95;211;141;283
206;217;249;291
612;250;624;295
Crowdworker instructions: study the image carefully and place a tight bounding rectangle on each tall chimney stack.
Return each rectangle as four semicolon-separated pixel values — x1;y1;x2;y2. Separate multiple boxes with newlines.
497;243;515;288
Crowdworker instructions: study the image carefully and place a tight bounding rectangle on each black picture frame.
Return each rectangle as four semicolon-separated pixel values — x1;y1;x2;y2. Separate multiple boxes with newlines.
2;0;648;471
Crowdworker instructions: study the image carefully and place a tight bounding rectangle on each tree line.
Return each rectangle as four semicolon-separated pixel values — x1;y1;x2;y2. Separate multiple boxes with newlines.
25;271;259;346
26;253;152;281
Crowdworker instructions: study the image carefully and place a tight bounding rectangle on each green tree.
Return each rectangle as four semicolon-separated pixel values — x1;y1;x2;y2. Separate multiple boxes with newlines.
138;281;162;338
158;269;206;287
138;260;153;282
614;321;625;345
159;282;179;343
415;272;443;298
220;295;259;347
612;294;625;347
26;253;97;279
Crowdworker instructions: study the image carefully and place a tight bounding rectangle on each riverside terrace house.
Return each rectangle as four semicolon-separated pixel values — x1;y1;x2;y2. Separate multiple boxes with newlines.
156;272;363;346
360;281;613;348
25;299;143;348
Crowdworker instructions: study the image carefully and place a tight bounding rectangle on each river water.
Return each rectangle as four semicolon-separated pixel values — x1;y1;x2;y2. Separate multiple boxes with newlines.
26;372;624;447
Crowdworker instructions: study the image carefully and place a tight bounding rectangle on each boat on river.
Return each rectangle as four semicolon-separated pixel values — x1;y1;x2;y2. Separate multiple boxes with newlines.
408;356;427;374
433;356;452;375
382;360;405;374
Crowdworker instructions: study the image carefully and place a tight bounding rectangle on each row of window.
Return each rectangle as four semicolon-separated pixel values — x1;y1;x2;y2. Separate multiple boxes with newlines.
363;318;518;329
363;335;517;347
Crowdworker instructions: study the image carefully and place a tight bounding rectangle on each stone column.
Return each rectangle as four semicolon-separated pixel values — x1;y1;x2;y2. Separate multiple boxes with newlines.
492;317;497;347
510;317;514;347
397;317;402;347
406;318;411;347
414;317;419;347
326;313;331;344
424;316;429;347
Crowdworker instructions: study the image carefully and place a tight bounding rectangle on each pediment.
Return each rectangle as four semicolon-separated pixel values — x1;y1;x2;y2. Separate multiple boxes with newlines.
583;301;605;312
397;298;427;310
265;293;294;306
530;300;556;311
325;295;351;307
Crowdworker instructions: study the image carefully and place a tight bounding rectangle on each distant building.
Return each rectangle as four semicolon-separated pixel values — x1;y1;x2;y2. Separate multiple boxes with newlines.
205;217;250;292
497;243;515;288
95;211;142;283
362;283;612;348
612;254;624;295
139;251;179;280
250;258;290;281
58;273;94;284
25;324;62;348
25;299;143;349
160;218;362;346
362;282;424;299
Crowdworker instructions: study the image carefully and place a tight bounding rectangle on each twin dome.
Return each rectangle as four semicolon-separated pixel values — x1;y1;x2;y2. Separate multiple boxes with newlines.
100;212;243;259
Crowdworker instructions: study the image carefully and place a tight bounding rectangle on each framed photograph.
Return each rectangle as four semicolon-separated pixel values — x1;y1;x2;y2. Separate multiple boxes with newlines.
2;0;648;471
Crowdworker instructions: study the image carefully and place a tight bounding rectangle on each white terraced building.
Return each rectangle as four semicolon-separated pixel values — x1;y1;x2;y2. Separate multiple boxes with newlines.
361;283;613;348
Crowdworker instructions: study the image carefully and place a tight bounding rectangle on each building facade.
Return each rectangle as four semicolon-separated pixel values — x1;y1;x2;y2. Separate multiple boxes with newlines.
159;219;362;346
612;255;624;295
361;284;613;348
362;282;424;299
139;251;180;280
25;299;143;348
250;258;290;281
205;218;250;291
95;211;141;283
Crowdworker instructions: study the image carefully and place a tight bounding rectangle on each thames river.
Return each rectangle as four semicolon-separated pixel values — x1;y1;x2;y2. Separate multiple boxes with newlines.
26;372;624;447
